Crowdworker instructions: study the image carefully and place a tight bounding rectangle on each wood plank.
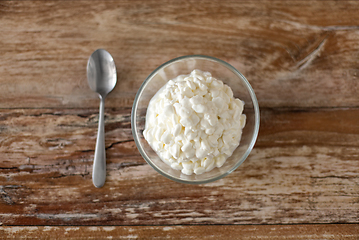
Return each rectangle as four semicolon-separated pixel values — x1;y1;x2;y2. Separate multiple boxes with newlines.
1;1;359;109
1;225;359;239
0;108;358;225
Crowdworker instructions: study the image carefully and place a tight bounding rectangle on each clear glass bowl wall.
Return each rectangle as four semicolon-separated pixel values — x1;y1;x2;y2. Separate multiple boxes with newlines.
132;55;260;184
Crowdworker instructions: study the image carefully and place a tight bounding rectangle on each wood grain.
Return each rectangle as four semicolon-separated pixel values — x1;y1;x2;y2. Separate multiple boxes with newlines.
1;1;359;109
1;0;359;237
1;225;359;239
0;108;358;226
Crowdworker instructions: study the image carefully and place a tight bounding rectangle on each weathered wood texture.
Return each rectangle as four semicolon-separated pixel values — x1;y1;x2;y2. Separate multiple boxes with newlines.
1;1;359;109
1;225;359;240
0;108;358;226
1;0;359;238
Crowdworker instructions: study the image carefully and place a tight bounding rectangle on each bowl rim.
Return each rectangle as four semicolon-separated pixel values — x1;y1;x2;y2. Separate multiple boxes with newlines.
131;54;260;184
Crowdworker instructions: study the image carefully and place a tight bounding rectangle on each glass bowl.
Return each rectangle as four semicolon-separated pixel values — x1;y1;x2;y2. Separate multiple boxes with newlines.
131;55;260;184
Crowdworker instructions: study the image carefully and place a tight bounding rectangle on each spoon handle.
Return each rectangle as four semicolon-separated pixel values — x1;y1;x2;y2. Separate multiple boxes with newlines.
92;97;106;188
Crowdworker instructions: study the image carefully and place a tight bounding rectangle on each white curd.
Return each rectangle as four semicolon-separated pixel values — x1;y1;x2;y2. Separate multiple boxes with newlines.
143;70;246;175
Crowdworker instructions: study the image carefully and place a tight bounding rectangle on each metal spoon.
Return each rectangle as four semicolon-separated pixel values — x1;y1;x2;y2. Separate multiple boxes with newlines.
87;49;117;188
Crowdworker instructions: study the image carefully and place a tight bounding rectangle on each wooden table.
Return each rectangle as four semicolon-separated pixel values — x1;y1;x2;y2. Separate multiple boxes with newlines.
1;0;358;239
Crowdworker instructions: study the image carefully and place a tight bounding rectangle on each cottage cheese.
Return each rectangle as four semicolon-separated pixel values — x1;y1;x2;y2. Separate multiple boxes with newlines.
143;70;246;175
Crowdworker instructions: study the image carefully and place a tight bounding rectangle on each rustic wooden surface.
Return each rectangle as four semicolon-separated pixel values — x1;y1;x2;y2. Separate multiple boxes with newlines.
1;225;359;239
1;0;359;239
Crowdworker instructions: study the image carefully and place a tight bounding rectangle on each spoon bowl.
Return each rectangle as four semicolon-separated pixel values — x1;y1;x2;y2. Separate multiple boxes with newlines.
87;49;117;98
87;49;117;188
